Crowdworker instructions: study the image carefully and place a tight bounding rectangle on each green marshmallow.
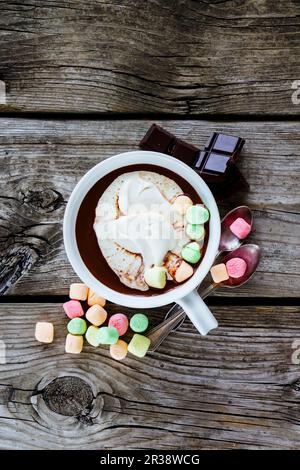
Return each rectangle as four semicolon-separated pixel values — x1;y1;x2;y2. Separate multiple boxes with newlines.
144;266;166;289
181;242;202;264
85;325;100;347
186;205;209;224
186;223;205;241
97;326;119;345
128;334;151;358
67;317;87;335
130;313;149;333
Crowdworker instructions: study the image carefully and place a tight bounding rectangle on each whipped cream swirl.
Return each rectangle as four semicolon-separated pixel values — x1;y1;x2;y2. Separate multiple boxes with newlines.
108;174;177;268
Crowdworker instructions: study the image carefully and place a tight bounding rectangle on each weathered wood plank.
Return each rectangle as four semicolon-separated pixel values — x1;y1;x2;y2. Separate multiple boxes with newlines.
1;119;299;297
0;303;300;449
0;0;299;114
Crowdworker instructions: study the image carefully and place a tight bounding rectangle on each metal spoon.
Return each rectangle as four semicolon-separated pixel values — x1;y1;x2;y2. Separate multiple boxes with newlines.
147;244;261;351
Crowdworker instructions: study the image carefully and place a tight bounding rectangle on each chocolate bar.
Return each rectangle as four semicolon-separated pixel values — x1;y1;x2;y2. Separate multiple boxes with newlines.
194;132;245;184
139;124;249;200
140;124;198;166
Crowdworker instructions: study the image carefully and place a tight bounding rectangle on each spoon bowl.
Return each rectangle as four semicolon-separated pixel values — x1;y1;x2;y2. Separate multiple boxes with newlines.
219;205;253;253
220;244;261;288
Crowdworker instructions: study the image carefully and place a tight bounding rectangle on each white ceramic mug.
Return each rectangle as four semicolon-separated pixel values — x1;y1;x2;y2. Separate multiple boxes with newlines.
63;151;221;335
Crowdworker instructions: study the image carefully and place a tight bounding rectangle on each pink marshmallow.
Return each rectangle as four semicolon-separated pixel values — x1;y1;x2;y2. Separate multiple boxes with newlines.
229;217;251;240
63;300;84;319
108;313;129;336
226;257;247;279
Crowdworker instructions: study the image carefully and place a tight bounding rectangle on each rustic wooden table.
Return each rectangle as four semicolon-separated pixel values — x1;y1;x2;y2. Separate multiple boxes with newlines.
0;0;299;450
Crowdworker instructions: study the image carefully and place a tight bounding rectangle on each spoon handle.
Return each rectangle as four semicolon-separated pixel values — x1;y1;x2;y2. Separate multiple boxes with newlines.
148;283;218;352
147;308;188;351
198;282;217;299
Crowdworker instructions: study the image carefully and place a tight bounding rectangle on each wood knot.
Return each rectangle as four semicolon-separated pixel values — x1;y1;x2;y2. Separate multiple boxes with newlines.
42;376;93;417
0;245;38;295
20;187;65;213
290;379;300;393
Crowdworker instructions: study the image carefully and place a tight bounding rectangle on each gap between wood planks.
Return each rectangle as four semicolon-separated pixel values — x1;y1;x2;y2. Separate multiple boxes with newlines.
1;296;299;306
0;112;299;122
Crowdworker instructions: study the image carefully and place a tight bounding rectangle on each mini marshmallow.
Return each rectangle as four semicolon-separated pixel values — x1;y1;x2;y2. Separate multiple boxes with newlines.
87;289;106;307
63;300;84;319
210;263;229;284
69;283;88;301
175;261;193;283
181;242;201;264
229;217;251;240
171;195;193;215
67;318;87;335
65;333;83;354
130;313;149;333
97;326;119;345
110;340;128;361
186;205;209;224
226;257;247;279
186;224;205;241
35;322;54;344
128;334;151;358
85;325;100;347
144;266;167;289
85;305;107;327
108;313;129;336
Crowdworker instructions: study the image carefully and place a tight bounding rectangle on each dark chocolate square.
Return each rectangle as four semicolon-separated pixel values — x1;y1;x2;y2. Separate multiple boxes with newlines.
139;124;174;153
170;139;199;165
214;134;239;154
204;152;231;174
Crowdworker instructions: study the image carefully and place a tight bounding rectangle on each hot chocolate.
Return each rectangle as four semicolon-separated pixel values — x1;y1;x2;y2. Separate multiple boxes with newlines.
75;164;209;296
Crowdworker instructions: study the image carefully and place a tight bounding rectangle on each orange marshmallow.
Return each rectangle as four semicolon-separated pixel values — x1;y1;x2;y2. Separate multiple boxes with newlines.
210;263;229;284
110;340;128;361
69;283;88;301
87;289;106;307
175;261;194;283
65;333;83;354
35;322;54;344
85;305;107;326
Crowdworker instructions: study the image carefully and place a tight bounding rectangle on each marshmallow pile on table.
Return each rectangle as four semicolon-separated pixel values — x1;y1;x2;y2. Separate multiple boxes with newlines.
34;283;150;360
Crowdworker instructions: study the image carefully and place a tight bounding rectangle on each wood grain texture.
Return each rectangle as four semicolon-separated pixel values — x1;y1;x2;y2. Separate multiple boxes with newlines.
0;0;299;114
0;118;299;297
0;303;300;449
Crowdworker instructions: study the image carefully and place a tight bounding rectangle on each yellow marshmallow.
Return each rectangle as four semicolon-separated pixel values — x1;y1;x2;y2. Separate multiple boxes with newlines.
172;195;193;215
65;333;83;354
35;322;54;344
69;283;88;301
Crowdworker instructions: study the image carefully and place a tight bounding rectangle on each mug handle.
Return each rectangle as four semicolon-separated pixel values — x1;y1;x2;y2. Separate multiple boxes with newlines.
177;289;218;335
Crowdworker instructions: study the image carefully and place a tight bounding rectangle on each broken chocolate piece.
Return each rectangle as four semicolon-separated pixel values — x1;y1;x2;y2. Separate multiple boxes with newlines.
139;124;174;154
139;125;249;200
139;124;198;165
169;138;198;166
